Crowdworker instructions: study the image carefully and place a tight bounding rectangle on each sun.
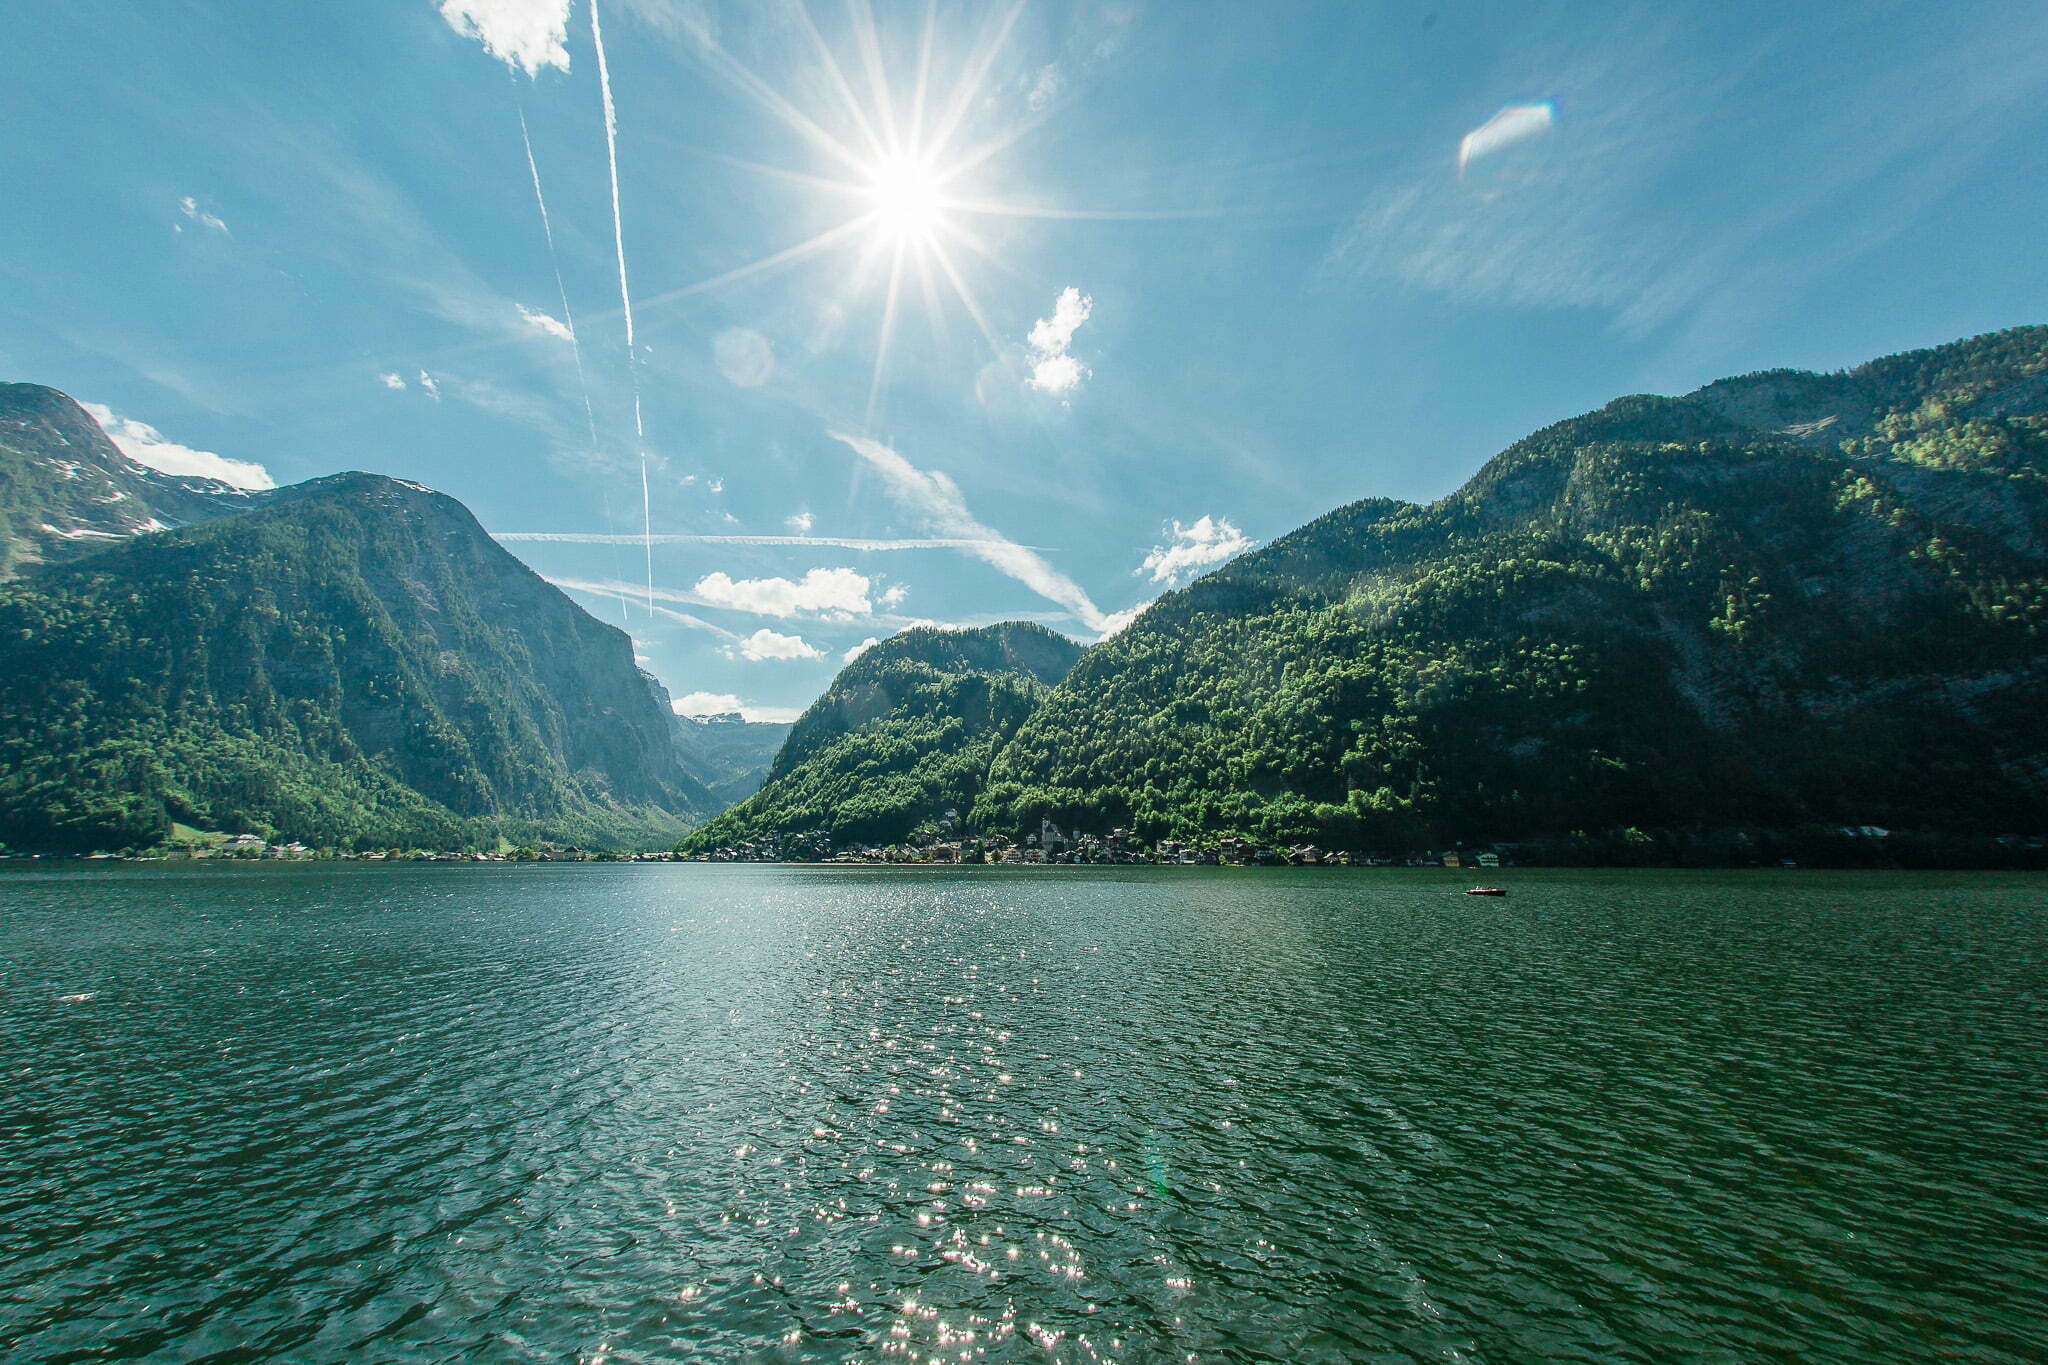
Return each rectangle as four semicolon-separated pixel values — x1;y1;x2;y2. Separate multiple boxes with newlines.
868;155;946;244
644;4;1167;427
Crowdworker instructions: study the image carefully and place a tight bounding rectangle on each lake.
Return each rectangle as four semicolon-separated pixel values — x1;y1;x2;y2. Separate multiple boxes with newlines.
2;864;2044;1362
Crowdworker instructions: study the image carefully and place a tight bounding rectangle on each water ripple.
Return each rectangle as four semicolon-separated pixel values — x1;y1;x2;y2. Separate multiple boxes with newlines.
2;864;2044;1362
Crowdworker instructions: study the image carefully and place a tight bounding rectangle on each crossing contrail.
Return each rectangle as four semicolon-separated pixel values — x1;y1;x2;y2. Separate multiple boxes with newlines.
515;99;630;625
588;0;654;615
494;532;1055;550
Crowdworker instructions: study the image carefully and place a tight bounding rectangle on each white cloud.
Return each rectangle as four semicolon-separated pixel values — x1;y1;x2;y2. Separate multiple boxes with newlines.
730;628;823;662
690;567;872;619
178;196;228;234
1095;601;1152;638
1028;353;1086;395
81;402;275;490
878;584;909;609
671;691;801;724
843;637;881;663
706;477;725;495
438;0;572;76
785;511;814;533
1028;287;1093;355
714;327;775;387
1139;515;1254;586
417;370;442;400
378;371;407;390
831;431;1116;636
1026;286;1093;397
1458;103;1555;172
516;303;575;342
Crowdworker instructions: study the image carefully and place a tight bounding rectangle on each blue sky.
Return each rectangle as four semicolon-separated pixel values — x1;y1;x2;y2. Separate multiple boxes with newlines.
6;0;2047;720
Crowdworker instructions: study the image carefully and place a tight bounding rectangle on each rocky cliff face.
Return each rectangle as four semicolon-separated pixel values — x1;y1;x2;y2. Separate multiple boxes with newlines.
0;384;256;577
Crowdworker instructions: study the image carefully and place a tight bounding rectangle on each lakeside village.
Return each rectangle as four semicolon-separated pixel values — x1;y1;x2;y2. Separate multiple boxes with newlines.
0;823;1501;869
688;818;1504;868
8;818;2042;869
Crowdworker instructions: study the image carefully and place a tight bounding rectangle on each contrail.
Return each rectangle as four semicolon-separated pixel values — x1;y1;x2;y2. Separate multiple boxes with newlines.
516;99;629;625
546;576;740;640
588;0;654;615
493;532;1056;551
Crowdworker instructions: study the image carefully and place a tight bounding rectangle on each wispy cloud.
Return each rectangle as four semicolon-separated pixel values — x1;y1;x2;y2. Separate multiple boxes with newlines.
82;402;274;490
437;0;571;76
176;196;229;234
691;567;872;619
417;370;442;400
1140;515;1254;586
1327;7;2048;340
1458;103;1554;174
378;371;407;391
672;691;800;724
730;627;822;662
785;511;814;533
831;431;1114;635
516;303;575;342
1026;286;1093;397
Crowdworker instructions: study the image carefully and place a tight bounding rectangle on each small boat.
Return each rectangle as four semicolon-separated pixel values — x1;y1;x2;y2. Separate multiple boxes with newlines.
1464;887;1507;897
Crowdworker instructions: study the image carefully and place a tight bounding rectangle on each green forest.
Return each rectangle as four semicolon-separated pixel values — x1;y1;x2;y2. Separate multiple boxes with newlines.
0;460;704;852
704;326;2048;855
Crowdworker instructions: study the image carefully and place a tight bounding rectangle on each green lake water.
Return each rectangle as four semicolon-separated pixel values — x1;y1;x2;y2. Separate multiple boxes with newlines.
2;864;2044;1362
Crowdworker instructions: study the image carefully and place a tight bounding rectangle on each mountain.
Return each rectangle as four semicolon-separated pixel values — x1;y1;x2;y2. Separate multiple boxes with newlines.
975;326;2048;849
702;327;2048;857
672;712;794;807
0;391;708;851
0;382;256;577
683;622;1083;850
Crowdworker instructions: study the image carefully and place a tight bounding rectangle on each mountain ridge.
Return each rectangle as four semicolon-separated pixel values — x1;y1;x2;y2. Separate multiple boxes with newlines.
704;325;2048;855
0;389;708;851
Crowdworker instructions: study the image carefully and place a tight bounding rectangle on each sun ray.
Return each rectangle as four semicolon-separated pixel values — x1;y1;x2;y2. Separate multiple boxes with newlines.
641;214;878;310
847;0;901;154
944;196;1224;221
928;234;1007;364
908;0;938;149
689;31;872;178
925;0;1029;162
790;0;891;163
938;219;1041;293
643;2;1192;430
867;241;908;427
913;245;946;348
698;151;871;199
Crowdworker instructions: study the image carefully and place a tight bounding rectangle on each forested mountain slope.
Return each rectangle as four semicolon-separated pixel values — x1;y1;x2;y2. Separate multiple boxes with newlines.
0;453;708;851
683;623;1082;850
975;325;2048;846
672;711;794;807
